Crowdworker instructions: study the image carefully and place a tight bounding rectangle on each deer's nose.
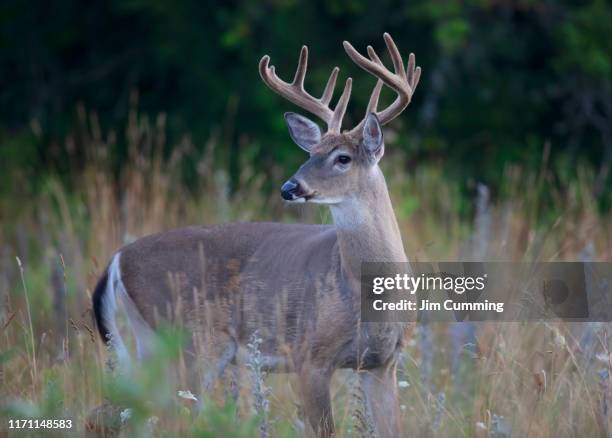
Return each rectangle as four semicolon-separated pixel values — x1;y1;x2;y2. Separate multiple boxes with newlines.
281;179;300;200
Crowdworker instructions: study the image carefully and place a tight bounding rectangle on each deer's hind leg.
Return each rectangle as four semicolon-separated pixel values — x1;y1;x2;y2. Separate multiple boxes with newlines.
202;335;237;392
183;328;238;405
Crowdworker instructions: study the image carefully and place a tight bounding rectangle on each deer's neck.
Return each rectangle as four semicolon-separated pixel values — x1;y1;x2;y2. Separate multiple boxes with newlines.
330;166;406;280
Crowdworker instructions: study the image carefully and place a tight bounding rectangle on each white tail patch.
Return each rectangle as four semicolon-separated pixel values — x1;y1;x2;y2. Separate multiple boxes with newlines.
100;252;155;372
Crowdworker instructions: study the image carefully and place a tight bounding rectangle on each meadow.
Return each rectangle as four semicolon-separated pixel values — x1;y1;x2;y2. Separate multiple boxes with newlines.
0;108;610;437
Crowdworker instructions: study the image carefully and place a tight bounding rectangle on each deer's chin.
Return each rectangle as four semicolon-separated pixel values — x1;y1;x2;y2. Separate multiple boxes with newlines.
284;196;306;203
306;195;343;205
283;191;318;203
284;191;343;205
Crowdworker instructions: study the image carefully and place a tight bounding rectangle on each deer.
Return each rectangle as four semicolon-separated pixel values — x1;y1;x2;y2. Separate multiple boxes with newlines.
92;33;420;437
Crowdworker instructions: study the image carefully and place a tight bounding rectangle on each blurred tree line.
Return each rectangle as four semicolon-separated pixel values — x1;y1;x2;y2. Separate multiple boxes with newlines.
0;0;610;203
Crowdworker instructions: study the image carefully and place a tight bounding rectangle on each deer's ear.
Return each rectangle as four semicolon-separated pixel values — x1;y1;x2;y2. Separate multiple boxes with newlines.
362;113;384;156
285;112;321;152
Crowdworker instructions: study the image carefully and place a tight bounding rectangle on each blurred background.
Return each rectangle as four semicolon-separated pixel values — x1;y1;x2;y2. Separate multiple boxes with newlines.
1;0;610;204
1;1;611;436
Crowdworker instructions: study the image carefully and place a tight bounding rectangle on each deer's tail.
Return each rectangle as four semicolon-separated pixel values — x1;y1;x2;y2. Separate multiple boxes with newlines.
92;253;131;370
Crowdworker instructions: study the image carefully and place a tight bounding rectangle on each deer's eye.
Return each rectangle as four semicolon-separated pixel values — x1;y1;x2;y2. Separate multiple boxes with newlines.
335;155;352;165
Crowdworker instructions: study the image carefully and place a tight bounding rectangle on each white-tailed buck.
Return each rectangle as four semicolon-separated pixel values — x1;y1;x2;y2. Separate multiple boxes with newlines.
93;33;420;437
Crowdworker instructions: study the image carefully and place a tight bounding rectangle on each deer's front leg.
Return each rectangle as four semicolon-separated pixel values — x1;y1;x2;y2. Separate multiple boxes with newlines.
359;359;402;438
298;366;334;438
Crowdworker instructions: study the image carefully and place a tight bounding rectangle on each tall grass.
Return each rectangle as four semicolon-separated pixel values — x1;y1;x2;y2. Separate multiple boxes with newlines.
0;108;610;436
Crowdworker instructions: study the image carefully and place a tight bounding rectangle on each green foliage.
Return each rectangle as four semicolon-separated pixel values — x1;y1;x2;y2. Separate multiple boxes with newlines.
556;0;612;80
191;401;261;437
0;0;610;203
0;349;15;366
103;325;185;409
435;17;470;53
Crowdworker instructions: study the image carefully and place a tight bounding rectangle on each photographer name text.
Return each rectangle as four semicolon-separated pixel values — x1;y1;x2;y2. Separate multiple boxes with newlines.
370;273;505;313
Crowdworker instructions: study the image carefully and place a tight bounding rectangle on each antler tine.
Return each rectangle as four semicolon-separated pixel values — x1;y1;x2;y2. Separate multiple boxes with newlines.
343;33;421;132
259;46;352;133
366;45;383;66
366;80;384;114
406;52;415;84
293;46;308;88
363;45;384;114
383;32;406;80
407;53;422;91
321;67;339;106
329;78;352;133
